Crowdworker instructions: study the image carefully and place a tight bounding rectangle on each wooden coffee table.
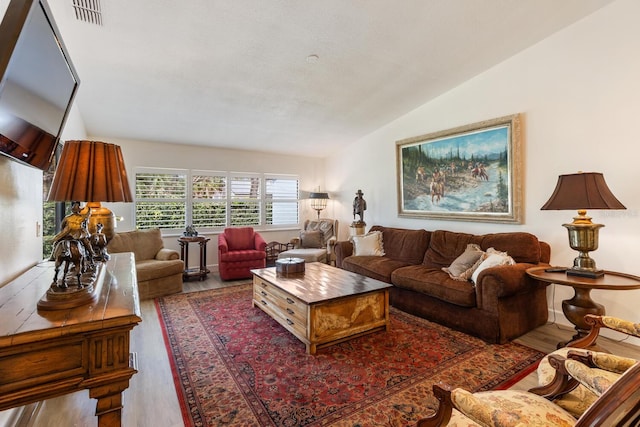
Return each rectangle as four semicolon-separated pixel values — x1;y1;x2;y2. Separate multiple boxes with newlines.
251;262;392;354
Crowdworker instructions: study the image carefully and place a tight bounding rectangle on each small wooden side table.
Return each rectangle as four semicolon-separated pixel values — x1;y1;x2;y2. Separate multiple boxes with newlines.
178;236;210;281
526;267;640;348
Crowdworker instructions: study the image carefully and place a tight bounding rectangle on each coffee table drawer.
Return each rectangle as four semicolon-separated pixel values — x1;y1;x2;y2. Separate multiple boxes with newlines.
253;277;308;332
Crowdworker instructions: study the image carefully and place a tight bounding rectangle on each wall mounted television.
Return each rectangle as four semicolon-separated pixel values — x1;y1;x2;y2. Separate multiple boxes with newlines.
0;0;79;170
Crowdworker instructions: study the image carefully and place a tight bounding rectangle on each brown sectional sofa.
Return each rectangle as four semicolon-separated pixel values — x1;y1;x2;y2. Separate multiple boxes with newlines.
335;226;551;343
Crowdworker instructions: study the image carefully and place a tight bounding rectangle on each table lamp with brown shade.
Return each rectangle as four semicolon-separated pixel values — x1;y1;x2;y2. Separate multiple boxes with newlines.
541;172;625;278
41;140;132;309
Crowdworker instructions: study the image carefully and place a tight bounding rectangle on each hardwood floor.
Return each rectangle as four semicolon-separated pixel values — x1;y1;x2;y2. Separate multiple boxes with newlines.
1;274;638;426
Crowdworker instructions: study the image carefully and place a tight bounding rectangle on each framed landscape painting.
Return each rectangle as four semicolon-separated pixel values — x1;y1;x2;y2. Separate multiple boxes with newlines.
396;114;523;223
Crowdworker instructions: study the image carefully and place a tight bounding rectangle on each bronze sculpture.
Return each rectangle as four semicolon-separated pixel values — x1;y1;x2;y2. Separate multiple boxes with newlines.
352;189;367;224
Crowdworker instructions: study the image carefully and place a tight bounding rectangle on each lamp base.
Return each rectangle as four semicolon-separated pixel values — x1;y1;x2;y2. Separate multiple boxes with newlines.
566;267;605;279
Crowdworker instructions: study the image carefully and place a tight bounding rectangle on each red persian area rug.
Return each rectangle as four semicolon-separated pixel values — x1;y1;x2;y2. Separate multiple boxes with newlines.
156;284;544;427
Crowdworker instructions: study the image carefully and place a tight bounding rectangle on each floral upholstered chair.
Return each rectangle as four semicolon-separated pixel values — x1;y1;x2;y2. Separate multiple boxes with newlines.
416;314;640;427
416;355;640;426
533;314;640;417
277;218;338;264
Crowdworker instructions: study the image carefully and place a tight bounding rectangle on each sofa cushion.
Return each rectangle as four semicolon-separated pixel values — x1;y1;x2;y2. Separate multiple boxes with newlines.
370;226;430;264
342;256;411;284
220;249;266;262
480;232;541;264
352;231;385;256
423;230;482;268
108;228;163;261
136;258;184;282
443;243;486;281
392;265;477;307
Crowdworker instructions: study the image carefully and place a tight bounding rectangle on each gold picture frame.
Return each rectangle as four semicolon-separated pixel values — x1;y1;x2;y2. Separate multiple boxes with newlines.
396;114;523;223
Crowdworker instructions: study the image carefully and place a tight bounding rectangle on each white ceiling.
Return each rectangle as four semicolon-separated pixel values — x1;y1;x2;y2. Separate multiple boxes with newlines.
48;0;614;158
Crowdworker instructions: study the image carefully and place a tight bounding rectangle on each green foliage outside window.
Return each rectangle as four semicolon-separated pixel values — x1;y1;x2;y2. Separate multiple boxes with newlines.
42;201;57;259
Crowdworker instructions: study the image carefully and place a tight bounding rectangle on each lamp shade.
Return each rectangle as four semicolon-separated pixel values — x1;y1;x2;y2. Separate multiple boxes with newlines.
47;140;132;202
309;191;329;219
540;172;625;211
309;192;329;200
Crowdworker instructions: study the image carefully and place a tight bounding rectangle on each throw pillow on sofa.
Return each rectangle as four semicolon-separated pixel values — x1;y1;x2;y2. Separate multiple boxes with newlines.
352;230;385;256
300;230;324;248
442;243;487;281
471;247;515;284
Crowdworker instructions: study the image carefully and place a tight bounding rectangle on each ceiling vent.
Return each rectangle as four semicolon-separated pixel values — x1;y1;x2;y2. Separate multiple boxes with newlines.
72;0;103;25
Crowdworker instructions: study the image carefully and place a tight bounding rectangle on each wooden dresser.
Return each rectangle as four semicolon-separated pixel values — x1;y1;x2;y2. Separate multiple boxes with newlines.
0;253;142;427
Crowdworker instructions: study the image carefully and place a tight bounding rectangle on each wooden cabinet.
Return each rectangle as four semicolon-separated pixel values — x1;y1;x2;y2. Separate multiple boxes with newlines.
0;253;142;427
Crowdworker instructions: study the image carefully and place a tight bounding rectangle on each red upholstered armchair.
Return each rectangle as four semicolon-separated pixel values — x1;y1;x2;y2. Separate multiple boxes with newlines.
218;227;267;280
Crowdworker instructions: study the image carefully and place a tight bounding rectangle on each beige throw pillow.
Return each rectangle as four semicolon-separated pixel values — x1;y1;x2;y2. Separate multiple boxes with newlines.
442;243;486;281
300;230;324;248
470;247;515;284
352;231;385;256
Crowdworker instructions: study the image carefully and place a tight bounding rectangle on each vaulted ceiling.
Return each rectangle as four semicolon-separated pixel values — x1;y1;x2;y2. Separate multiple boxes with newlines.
48;0;613;157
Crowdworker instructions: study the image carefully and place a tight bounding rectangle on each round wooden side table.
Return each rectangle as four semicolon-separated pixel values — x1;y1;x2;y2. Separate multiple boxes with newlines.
178;236;210;281
526;267;640;348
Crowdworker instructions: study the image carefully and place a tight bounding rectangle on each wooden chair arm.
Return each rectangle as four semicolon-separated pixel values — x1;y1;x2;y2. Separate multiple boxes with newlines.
416;384;454;427
529;354;581;399
564;314;607;348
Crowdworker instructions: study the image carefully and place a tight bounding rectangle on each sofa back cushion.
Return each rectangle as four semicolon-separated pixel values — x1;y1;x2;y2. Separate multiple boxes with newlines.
369;226;430;264
480;232;541;264
108;228;164;261
224;227;256;251
423;230;482;268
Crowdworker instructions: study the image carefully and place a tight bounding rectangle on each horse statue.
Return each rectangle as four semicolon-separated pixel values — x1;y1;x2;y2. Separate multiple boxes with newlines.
51;239;89;289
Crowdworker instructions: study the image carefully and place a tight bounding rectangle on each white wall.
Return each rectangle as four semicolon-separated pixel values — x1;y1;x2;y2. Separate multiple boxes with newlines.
326;0;640;343
98;137;327;270
0;103;86;286
0;156;43;283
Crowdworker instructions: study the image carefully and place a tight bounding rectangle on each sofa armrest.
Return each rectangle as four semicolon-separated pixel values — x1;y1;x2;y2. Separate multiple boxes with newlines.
254;232;267;251
156;248;179;261
218;234;229;254
474;263;549;310
334;240;353;268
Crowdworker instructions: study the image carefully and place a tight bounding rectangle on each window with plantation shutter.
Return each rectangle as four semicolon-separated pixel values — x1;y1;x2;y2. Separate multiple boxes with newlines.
192;172;227;228
135;169;187;229
134;168;299;231
229;175;260;226
265;176;298;225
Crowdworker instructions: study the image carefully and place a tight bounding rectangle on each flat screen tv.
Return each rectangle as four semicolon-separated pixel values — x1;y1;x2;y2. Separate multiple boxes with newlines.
0;0;79;170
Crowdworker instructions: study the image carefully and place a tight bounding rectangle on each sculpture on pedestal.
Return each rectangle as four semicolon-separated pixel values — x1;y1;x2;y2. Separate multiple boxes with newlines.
351;190;367;236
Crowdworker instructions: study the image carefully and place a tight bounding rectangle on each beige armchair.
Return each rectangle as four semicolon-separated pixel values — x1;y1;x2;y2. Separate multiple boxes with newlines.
107;228;184;299
278;218;338;264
